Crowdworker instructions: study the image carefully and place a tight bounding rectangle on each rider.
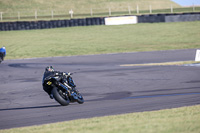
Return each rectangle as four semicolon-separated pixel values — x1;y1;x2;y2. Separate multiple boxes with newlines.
0;46;6;61
42;66;70;99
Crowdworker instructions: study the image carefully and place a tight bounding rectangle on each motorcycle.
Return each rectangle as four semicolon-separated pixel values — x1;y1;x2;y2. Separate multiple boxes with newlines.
0;53;3;64
43;72;84;106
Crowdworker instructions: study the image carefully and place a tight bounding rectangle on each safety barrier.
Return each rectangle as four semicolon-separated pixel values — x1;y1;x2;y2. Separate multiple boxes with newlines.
137;12;200;23
165;12;200;22
137;14;165;23
0;17;105;31
0;12;199;31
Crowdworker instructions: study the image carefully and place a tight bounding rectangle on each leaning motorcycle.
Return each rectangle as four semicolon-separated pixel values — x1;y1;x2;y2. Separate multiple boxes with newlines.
43;73;84;106
0;53;3;63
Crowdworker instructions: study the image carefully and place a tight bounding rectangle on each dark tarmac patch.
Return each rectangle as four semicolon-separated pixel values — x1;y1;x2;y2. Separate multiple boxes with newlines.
8;63;28;68
86;91;132;102
16;77;40;82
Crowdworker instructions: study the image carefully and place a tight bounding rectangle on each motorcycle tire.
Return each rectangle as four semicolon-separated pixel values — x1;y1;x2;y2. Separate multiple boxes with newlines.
77;93;84;104
52;87;70;106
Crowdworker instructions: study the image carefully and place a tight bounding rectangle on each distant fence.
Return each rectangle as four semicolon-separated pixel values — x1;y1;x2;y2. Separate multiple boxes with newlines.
1;6;200;21
0;12;200;31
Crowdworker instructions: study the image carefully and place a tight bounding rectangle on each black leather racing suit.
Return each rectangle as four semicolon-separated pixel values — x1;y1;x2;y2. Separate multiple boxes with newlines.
42;71;65;95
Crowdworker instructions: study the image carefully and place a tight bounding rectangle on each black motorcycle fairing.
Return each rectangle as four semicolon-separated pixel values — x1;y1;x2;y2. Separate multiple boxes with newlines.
67;76;76;87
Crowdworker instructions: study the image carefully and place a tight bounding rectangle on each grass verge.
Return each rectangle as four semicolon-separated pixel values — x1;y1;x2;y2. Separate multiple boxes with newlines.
0;21;200;59
0;105;200;133
0;0;180;12
120;61;200;66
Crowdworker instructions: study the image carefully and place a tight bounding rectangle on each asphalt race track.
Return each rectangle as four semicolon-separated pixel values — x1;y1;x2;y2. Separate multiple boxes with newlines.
0;49;200;129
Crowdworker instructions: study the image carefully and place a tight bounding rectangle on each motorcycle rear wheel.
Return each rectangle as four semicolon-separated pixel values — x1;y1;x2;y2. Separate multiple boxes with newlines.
52;87;70;106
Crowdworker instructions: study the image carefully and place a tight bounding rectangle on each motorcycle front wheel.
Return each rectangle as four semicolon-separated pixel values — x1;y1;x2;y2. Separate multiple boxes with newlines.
52;87;70;106
77;93;84;104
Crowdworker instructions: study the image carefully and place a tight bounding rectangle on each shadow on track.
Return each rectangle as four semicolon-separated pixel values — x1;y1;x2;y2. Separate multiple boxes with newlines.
0;104;61;111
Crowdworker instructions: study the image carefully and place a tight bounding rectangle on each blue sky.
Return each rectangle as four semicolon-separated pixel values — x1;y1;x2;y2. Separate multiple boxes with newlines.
172;0;200;6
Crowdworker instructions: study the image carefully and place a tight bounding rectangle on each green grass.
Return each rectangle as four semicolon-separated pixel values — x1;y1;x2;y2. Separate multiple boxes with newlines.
1;6;200;21
1;0;199;22
0;0;181;21
0;21;200;59
0;0;180;12
1;105;200;133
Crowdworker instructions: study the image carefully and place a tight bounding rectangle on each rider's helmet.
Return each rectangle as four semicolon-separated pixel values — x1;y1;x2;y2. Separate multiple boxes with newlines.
45;66;54;72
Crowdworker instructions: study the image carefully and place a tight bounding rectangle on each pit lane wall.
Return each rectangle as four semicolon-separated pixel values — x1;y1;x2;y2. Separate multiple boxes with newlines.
0;12;200;31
